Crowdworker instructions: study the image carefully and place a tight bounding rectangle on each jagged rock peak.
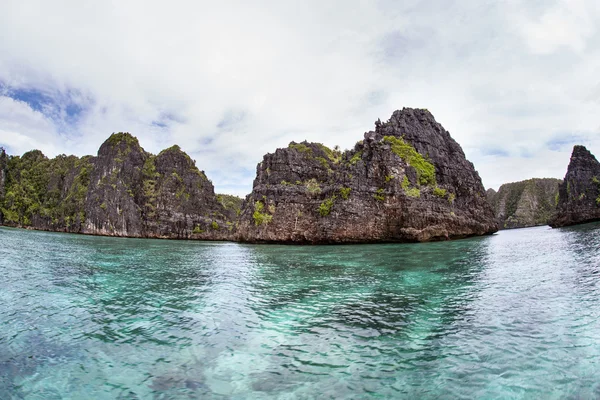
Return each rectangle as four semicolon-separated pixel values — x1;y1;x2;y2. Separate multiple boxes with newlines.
569;145;599;169
156;145;207;178
549;145;600;228
106;132;141;146
98;132;144;156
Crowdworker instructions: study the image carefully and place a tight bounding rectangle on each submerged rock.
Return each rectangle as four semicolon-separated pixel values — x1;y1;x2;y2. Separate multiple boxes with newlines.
488;178;561;229
549;145;600;228
236;108;498;243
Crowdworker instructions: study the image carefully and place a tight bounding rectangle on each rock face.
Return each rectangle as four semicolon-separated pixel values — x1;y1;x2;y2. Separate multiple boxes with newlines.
0;133;236;240
143;144;233;239
487;178;561;229
549;145;600;228
0;147;7;224
236;108;498;243
84;133;147;236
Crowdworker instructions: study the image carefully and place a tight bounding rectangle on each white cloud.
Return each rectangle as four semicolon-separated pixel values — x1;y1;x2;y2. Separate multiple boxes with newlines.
0;96;63;156
517;0;596;55
0;0;599;196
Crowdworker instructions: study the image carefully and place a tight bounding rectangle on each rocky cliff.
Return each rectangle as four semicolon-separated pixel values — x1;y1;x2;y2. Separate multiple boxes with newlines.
487;178;561;229
0;147;7;224
0;150;92;231
0;133;236;240
236;108;498;243
549;145;600;228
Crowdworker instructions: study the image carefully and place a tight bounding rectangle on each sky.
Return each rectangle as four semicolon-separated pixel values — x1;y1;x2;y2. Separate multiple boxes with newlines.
1;0;599;196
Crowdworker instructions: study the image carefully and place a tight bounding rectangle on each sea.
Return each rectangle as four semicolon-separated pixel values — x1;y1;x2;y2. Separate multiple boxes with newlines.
1;223;599;399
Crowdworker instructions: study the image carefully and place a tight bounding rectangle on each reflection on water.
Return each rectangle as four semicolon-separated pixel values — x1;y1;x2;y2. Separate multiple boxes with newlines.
1;224;600;398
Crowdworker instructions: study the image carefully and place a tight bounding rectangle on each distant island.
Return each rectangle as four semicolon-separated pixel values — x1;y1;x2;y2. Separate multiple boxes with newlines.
487;178;561;229
1;108;599;243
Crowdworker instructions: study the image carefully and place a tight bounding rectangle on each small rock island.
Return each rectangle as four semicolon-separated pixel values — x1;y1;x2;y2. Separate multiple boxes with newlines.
236;108;498;243
549;145;600;228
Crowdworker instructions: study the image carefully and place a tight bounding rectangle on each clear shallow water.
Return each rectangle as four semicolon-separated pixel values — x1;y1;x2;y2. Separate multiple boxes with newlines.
1;225;599;399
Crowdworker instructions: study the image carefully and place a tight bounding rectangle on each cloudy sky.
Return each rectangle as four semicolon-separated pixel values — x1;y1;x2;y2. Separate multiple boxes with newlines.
1;0;599;196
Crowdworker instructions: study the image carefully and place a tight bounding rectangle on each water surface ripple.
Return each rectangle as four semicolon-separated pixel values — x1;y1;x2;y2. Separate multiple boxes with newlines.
1;224;599;399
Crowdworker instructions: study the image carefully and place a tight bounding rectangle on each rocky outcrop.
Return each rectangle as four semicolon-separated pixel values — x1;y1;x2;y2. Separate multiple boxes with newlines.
236;108;498;243
549;145;600;228
487;178;561;229
0;147;7;224
0;133;234;240
0;150;91;231
84;133;147;236
141;145;233;239
217;194;244;221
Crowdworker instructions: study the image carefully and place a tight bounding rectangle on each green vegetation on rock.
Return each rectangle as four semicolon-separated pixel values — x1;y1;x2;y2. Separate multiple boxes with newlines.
317;144;342;163
175;186;190;200
383;136;436;186
401;176;410;190
373;188;385;201
316;156;331;170
433;187;447;198
289;143;313;154
1;151;92;228
349;151;362;165
593;177;600;206
318;196;336;216
400;174;422;198
107;132;139;148
339;187;351;200
217;194;243;216
253;201;273;226
305;178;321;195
405;187;421;198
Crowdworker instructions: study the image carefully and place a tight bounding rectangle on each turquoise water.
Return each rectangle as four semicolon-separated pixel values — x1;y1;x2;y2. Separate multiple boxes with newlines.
1;225;599;399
